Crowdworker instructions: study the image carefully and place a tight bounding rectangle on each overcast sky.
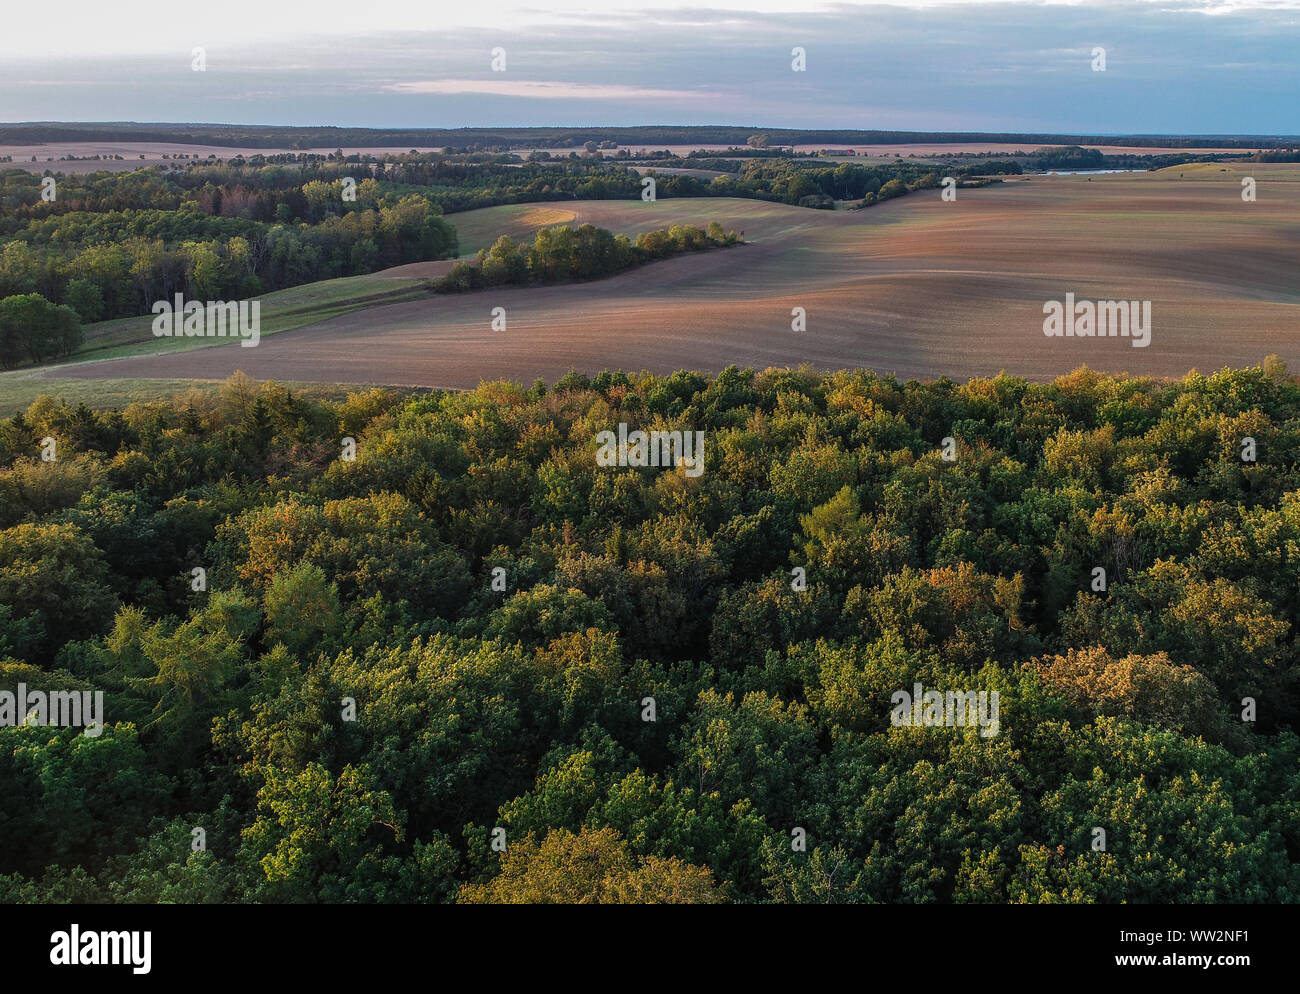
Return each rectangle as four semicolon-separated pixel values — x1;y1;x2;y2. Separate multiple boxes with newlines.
1;0;1297;134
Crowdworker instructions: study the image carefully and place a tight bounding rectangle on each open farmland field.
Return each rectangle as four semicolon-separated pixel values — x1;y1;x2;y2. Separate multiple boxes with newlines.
25;163;1300;396
604;142;1267;156
0;142;445;172
2;139;1264;174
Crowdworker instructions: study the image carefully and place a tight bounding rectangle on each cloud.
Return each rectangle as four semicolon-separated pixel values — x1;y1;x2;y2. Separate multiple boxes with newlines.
0;0;1295;132
385;79;703;100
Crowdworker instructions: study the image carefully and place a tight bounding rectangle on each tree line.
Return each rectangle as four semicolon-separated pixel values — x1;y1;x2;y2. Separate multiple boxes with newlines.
2;122;1289;150
0;168;457;339
433;222;741;292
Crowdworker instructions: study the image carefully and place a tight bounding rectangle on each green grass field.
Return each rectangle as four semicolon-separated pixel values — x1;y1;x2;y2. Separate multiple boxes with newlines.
0;371;429;414
72;273;427;361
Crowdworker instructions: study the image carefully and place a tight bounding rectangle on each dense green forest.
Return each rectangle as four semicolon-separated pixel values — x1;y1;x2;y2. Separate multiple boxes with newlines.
0;292;83;367
0;166;457;338
1;362;1297;903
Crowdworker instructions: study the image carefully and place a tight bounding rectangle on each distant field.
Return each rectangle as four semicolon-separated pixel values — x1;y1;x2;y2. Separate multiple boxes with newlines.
583;142;1266;156
0;373;404;413
23;163;1300;398
0;142;444;172
2;139;1265;174
378;198;809;276
789;142;1265;156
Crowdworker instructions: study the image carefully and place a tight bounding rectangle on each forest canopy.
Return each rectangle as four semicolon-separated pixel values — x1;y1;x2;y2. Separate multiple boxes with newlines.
0;361;1297;903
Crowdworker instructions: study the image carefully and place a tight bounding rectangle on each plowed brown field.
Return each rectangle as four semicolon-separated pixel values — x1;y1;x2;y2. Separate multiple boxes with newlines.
40;164;1300;389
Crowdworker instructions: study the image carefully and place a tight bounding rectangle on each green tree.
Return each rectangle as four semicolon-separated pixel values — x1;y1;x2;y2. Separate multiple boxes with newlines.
264;562;343;657
459;826;722;904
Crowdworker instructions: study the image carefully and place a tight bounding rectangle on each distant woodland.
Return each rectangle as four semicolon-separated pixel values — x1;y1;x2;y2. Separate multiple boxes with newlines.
1;122;1293;150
